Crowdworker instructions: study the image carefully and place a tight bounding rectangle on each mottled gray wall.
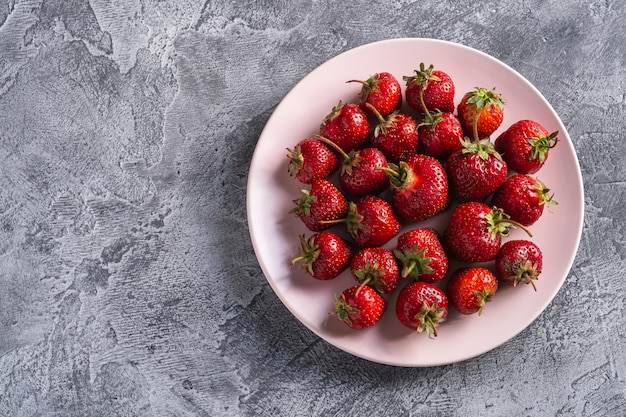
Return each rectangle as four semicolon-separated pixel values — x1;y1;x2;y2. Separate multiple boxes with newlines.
0;0;625;416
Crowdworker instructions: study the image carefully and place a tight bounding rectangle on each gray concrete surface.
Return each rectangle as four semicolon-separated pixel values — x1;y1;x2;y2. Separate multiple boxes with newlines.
1;0;625;415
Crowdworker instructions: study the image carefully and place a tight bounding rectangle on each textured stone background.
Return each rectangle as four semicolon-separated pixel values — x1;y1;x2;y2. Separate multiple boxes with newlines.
1;0;625;416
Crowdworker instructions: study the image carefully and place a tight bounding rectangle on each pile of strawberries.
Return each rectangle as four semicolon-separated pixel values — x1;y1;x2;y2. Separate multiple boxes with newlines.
287;64;558;337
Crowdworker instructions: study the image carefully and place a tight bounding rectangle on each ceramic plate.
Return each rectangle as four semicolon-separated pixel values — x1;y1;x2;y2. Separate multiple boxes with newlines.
246;38;584;367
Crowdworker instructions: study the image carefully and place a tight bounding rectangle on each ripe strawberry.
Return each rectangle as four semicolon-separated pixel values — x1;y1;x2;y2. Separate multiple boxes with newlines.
491;174;557;226
347;72;402;117
404;63;455;113
446;138;508;202
494;119;559;174
395;281;448;337
369;107;419;162
495;240;543;291
457;87;505;139
291;232;352;280
332;285;386;330
316;136;389;197
319;101;370;152
287;138;339;184
342;196;401;248
446;267;498;315
381;154;449;222
350;247;400;294
393;228;448;284
418;111;464;159
443;202;531;262
290;180;348;231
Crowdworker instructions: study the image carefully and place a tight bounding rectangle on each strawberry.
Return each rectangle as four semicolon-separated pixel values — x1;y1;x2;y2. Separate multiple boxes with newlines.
491;174;557;226
287;138;339;184
350;247;400;294
342;196;401;248
457;87;505;139
332;285;386;330
290;180;348;231
319;101;370;152
443;202;531;262
494;119;559;174
395;281;448;337
495;240;543;291
291;232;353;280
347;72;402;117
418;111;465;159
446;267;498;315
369;107;419;162
404;63;455;114
381;154;449;222
393;228;448;284
446;137;508;202
316;136;389;197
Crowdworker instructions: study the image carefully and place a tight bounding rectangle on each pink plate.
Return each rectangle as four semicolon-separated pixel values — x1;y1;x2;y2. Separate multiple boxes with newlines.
246;38;584;367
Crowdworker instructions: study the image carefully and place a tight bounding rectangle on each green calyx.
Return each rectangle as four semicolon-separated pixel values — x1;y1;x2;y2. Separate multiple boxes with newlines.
510;260;540;291
418;109;444;131
460;137;503;161
289;188;317;217
332;293;359;326
379;161;412;189
393;244;434;280
415;300;446;338
286;145;304;176
345;202;365;240
527;130;559;163
354;261;387;294
485;207;533;240
347;75;381;102
466;87;505;110
290;234;320;276
368;103;403;138
472;288;494;316
322;100;345;125
403;63;441;88
534;179;558;208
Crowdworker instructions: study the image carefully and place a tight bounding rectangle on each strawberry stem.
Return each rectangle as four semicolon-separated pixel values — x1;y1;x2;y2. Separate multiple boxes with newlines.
487;207;533;239
314;134;350;161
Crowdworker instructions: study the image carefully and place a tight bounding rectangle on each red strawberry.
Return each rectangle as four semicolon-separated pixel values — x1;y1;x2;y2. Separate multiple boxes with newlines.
443;202;531;262
404;63;455;114
446;267;498;315
395;281;448;337
332;285;386;330
319;101;370;152
287;138;339;184
347;72;402;117
495;240;543;291
370;108;419;162
494;119;559;174
316;136;389;197
382;154;449;222
342;196;401;248
291;232;352;280
491;174;557;226
393;228;448;284
446;138;508;202
418;111;465;159
290;180;348;231
457;87;505;139
350;247;400;294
